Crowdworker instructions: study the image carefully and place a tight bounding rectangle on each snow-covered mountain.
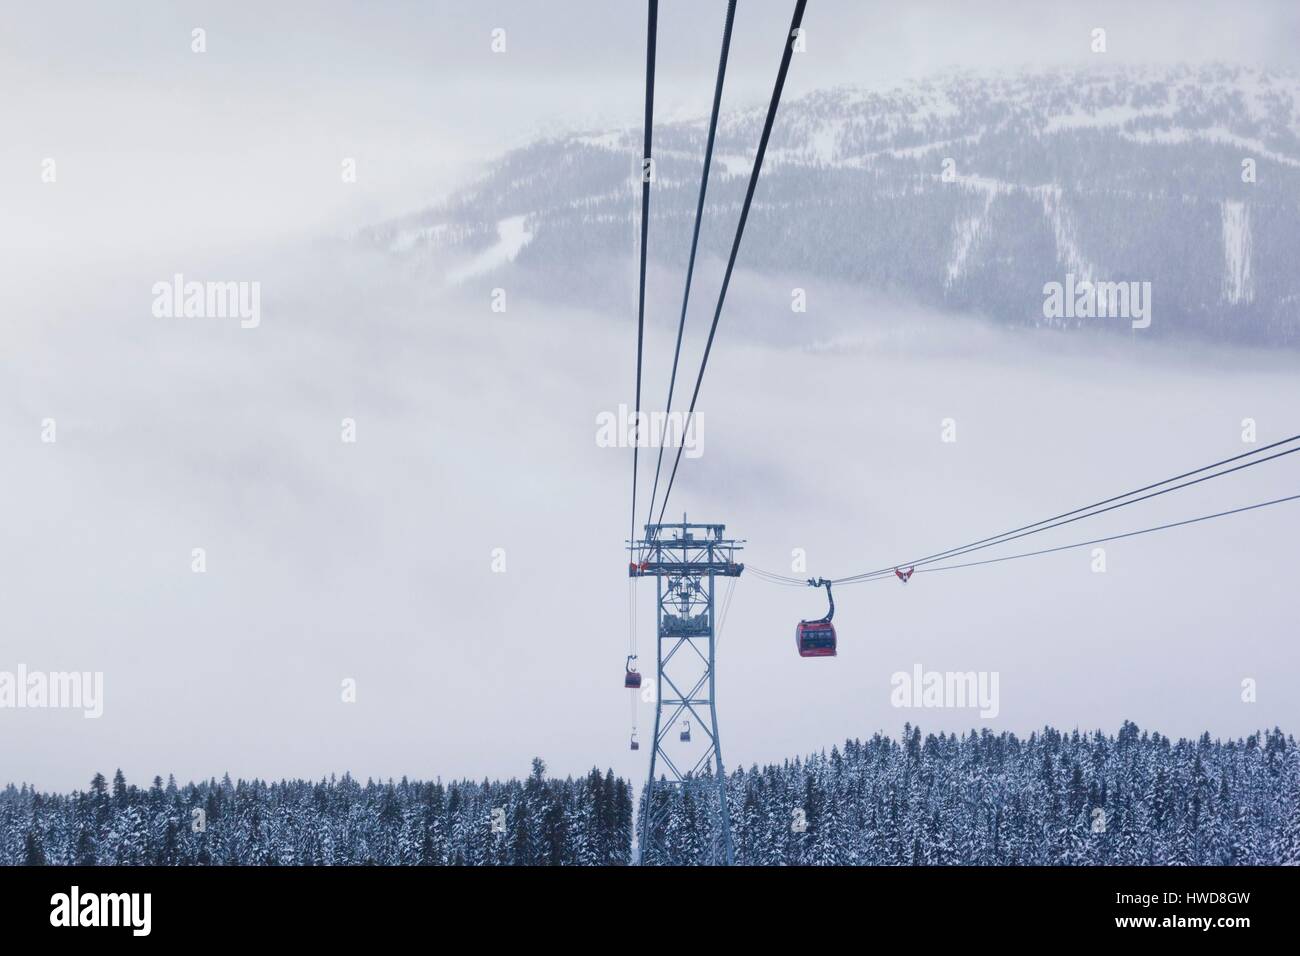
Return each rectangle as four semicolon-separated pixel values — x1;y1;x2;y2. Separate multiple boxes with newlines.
363;64;1300;346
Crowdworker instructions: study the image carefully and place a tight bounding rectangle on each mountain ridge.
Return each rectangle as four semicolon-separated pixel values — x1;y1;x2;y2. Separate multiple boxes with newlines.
363;63;1300;346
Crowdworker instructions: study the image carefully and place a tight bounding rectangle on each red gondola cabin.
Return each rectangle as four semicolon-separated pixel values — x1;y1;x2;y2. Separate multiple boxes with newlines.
796;578;837;657
795;620;837;657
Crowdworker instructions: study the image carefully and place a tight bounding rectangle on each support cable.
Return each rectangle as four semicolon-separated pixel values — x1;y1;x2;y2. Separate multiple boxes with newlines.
823;493;1300;584
628;0;658;660
645;0;737;535
744;435;1300;587
656;0;808;527
833;441;1300;585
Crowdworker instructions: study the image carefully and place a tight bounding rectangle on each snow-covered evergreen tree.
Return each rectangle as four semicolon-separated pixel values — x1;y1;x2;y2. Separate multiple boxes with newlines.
4;727;1295;866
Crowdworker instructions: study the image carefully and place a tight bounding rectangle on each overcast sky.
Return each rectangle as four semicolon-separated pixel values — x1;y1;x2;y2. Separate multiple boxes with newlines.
4;1;1300;792
5;0;1299;258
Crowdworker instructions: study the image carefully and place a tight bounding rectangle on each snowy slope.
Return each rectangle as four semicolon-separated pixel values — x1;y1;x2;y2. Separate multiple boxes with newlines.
364;64;1300;346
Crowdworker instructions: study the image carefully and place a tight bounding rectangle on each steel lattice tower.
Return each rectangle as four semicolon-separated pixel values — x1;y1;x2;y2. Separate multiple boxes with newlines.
629;516;743;865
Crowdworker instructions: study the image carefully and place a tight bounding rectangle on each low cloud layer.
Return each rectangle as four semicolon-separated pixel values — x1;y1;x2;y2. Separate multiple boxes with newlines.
4;244;1298;790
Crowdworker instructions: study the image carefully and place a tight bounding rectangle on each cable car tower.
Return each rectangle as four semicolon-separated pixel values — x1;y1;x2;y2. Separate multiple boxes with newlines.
629;516;743;865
